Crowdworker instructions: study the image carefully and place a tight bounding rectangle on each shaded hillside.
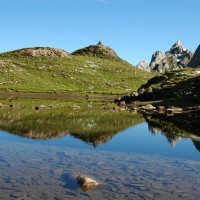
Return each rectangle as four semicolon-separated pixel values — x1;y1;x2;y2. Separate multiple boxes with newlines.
116;67;200;107
0;44;153;94
188;45;200;68
137;67;200;104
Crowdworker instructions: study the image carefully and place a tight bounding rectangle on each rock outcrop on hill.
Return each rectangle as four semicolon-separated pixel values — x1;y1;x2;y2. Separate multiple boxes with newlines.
136;61;151;72
136;40;194;73
149;51;167;72
188;45;200;68
9;47;71;58
72;41;120;60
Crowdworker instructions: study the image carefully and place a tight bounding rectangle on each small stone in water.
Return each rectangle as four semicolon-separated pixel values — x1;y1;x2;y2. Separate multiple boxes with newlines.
76;175;99;192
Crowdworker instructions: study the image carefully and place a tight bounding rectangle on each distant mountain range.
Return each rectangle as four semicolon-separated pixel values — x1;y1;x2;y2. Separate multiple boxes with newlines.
137;40;200;73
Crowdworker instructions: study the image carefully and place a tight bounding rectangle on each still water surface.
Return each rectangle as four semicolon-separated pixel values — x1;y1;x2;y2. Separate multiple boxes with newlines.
0;106;200;199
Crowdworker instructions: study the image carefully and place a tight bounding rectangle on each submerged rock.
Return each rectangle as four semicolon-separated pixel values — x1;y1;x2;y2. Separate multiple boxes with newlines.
76;175;99;192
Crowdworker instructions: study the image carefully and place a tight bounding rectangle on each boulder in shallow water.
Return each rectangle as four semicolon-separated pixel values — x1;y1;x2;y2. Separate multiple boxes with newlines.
76;175;99;192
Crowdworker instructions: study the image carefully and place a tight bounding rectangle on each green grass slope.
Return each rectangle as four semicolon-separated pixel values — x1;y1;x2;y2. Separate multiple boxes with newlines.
0;47;153;95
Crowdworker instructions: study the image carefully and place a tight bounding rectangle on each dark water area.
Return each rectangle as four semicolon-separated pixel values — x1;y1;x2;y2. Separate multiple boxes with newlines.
0;103;200;199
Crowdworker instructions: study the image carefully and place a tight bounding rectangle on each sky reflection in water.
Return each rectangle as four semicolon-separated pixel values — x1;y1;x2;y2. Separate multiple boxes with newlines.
0;121;200;161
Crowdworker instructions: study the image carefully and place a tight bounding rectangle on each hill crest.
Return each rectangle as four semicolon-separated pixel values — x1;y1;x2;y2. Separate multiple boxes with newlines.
3;47;71;58
72;41;120;60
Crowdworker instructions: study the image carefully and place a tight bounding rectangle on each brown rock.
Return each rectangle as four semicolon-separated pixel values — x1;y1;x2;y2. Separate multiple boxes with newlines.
141;104;156;111
157;106;166;113
76;175;99;192
167;106;183;113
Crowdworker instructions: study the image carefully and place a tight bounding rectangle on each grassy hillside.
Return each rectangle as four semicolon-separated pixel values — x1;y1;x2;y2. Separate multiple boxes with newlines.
0;48;153;95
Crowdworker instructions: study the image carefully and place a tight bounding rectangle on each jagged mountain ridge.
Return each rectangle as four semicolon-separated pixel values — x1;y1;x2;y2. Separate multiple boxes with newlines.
137;40;194;73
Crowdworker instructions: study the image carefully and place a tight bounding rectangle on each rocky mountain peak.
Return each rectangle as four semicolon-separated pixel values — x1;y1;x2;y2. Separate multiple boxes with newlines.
72;42;120;60
97;41;103;46
136;40;194;73
168;40;184;55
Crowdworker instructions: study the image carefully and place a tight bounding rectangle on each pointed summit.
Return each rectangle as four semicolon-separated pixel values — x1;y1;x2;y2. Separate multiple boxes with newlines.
97;41;103;46
168;40;184;55
72;42;120;60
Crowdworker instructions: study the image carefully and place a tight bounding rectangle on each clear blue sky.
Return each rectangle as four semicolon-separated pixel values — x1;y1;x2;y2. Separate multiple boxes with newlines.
0;0;200;65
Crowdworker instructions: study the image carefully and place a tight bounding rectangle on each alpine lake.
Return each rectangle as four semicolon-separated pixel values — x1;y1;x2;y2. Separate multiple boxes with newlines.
0;97;200;200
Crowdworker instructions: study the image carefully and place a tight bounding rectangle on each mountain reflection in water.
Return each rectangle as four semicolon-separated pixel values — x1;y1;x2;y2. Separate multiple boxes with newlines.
0;106;143;146
0;104;200;154
144;112;200;151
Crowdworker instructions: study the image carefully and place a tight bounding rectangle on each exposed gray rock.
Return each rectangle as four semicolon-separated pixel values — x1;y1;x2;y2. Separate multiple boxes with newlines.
168;40;184;55
188;45;200;68
167;40;194;68
178;51;194;67
136;61;151;72
137;40;194;73
150;51;166;71
150;41;193;73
